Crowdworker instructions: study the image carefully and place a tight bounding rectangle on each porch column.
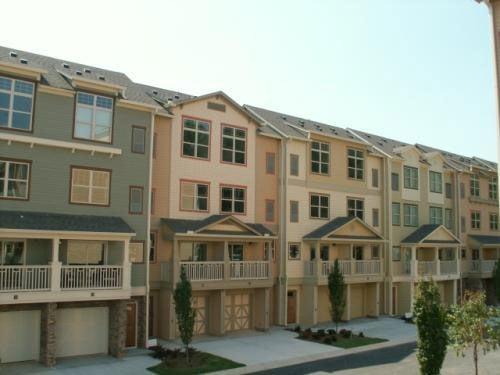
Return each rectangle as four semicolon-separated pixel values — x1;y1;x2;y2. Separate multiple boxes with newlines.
411;246;417;277
50;238;61;292
172;239;179;284
452;279;457;305
435;247;440;276
109;300;127;358
479;246;484;273
350;243;354;276
387;280;394;315
266;241;273;279
345;284;351;321
122;239;131;290
40;303;57;366
223;241;230;281
315;241;322;278
375;282;380;316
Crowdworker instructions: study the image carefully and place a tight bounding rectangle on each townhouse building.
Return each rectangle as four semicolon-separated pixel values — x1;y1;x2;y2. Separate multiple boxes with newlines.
143;89;281;339
0;47;159;364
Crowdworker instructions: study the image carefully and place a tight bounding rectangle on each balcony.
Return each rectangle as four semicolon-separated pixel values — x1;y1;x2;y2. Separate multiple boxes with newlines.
0;265;51;292
304;259;383;279
175;261;271;282
462;259;498;276
60;265;123;290
392;259;459;278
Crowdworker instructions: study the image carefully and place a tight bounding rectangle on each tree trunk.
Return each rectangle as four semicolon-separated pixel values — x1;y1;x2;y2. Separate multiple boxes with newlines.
473;343;478;375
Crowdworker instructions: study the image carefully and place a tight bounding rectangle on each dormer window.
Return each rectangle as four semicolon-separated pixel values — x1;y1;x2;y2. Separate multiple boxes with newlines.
0;76;34;131
74;92;113;143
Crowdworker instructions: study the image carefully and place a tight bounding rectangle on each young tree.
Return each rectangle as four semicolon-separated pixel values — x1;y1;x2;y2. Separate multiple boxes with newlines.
413;280;448;375
174;266;195;363
448;290;500;375
493;259;500;303
328;259;346;332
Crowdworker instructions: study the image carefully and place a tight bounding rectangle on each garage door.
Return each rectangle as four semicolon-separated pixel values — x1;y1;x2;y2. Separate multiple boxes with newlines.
224;293;251;331
193;296;207;335
56;307;108;358
350;285;365;319
0;310;40;363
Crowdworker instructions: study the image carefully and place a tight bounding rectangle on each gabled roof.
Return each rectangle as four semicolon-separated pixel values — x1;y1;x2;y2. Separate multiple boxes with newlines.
468;234;500;246
0;210;134;234
401;224;460;245
161;215;275;237
303;216;384;241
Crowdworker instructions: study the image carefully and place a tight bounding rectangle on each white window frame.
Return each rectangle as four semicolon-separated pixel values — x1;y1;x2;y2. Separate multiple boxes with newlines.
445;209;453;229
0;76;34;131
490;213;498;231
229;243;244;261
180;181;209;212
429;171;443;193
347;148;364;180
288;243;301;260
220;186;246;214
0;239;26;265
74;92;114;143
182;117;210;160
221;125;247;165
67;240;108;265
470;174;480;197
429;206;443;225
404;204;418;227
347;198;364;220
0;159;30;199
70;167;110;206
471;211;481;230
489;176;497;200
392;202;401;226
311;141;329;175
310;193;329;219
404;166;419;190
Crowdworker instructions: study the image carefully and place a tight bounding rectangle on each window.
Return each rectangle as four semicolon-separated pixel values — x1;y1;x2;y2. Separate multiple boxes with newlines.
182;117;210;159
266;153;276;174
371;246;380;259
265;200;275;222
471;211;481;230
391;173;399;191
461;216;466;233
445;183;452;199
489;176;498;200
180;180;209;212
445;209;453;229
311;141;329;175
372;168;379;188
70;167;110;205
0;240;25;265
222;125;246;165
68;240;106;265
320;245;329;261
229;244;244;261
429;206;443;225
460;183;465;199
392;246;401;261
347;198;364;220
131;126;146;154
290;154;299;176
288;243;301;260
470;174;480;197
392;202;401;226
0;159;30;199
129;186;144;214
220;186;246;214
180;243;207;261
347;148;364;180
403;166;418;189
0;76;34;131
429;171;443;193
149;232;157;262
472;249;479;260
74;92;113;142
129;241;144;263
290;201;299;223
490;213;498;231
353;246;363;260
403;204;418;226
310;193;329;219
264;241;276;261
372;208;379;227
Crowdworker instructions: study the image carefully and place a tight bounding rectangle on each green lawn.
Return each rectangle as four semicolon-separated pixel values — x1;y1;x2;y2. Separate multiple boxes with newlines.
148;351;245;375
329;336;388;349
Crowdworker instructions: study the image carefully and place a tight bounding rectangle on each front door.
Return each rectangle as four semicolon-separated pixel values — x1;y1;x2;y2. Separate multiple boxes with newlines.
287;291;296;324
126;303;137;347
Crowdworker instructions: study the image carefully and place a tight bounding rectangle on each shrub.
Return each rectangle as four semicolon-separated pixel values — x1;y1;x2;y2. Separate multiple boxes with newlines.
339;329;352;338
294;325;302;333
323;337;333;345
358;332;364;338
327;329;336;336
302;328;313;339
317;329;326;337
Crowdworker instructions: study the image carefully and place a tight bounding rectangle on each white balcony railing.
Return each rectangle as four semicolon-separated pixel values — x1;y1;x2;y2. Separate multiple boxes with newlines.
440;260;458;275
230;261;270;280
315;260;382;277
60;266;123;290
417;261;437;276
180;262;224;281
0;266;51;292
466;260;497;274
481;260;497;273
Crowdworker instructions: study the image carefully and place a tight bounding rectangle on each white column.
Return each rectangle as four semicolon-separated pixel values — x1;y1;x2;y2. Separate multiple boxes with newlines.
172;239;179;283
411;246;417;277
452;279;457;305
435;247;441;276
267;241;273;279
224;241;230;281
50;238;61;292
122;238;131;290
315;241;322;277
375;282;380;316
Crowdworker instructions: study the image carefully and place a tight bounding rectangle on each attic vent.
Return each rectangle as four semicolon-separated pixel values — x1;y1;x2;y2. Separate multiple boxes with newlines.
9;51;18;58
84;68;91;73
62;62;70;69
281;115;287;120
377;142;383;146
299;120;305;125
366;135;371;138
20;59;28;64
207;101;226;112
76;71;82;76
152;90;158;95
174;94;180;99
98;75;105;81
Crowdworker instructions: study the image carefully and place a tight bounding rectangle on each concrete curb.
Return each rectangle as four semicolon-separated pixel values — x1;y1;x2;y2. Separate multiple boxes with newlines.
214;338;417;375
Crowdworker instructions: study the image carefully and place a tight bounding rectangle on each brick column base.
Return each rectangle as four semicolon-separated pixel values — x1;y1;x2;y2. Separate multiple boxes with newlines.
40;303;57;367
109;300;127;358
135;296;147;348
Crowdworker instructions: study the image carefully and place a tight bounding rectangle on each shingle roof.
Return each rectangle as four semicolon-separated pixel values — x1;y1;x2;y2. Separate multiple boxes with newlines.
468;235;500;245
401;224;459;244
161;215;275;236
348;129;412;157
304;217;356;239
0;210;134;233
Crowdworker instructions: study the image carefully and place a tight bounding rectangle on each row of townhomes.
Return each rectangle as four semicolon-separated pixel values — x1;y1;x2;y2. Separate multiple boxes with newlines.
0;46;499;365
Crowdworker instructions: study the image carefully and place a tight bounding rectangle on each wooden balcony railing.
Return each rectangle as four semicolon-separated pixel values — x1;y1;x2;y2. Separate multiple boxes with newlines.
0;266;51;292
60;265;123;290
305;260;382;277
440;260;458;275
464;259;497;274
230;261;270;280
180;262;224;281
417;261;437;276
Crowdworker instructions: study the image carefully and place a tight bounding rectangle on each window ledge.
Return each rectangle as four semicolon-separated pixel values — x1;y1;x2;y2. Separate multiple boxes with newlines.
0;132;122;156
469;196;499;207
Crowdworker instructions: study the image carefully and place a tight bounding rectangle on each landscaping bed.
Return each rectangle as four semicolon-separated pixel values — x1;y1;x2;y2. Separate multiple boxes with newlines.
148;346;245;375
293;327;388;349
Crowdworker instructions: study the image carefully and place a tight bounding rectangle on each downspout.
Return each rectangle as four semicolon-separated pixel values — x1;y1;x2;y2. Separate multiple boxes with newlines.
144;109;156;347
385;156;393;314
278;136;289;326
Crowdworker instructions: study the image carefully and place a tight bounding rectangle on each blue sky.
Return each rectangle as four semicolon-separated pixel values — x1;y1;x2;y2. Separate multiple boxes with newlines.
2;0;496;160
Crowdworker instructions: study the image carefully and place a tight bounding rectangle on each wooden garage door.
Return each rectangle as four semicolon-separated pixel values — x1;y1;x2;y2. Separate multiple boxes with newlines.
350;285;365;319
0;310;40;363
224;293;251;331
193;296;207;335
56;307;109;358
